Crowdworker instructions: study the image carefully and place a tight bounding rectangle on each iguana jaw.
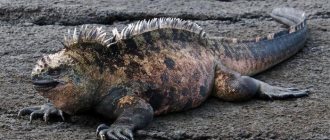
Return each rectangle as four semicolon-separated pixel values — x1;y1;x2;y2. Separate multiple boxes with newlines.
33;79;60;91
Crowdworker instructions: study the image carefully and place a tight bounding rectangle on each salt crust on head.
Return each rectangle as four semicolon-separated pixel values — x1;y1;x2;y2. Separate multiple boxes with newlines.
31;50;73;76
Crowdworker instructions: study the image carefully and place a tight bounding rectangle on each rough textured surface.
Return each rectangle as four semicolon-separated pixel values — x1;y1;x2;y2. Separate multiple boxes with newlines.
0;0;329;139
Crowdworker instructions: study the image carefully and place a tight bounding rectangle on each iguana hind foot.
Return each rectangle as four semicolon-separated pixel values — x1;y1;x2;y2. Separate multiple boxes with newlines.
256;81;309;100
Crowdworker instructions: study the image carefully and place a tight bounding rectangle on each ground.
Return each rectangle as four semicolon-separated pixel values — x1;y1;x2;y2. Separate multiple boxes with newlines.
0;0;329;139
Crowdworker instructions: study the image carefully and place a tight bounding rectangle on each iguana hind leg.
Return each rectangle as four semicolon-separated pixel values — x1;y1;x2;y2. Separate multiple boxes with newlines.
212;66;258;101
213;65;309;101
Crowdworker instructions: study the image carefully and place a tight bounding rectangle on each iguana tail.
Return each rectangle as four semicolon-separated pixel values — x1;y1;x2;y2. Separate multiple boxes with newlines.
211;7;308;76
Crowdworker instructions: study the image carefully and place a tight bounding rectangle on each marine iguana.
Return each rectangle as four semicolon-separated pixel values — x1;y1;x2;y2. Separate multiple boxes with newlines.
18;7;308;140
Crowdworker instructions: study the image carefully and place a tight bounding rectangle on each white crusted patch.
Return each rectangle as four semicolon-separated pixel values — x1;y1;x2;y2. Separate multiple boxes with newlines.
31;50;73;76
232;38;238;43
255;36;261;42
113;18;206;40
267;33;275;40
289;26;296;33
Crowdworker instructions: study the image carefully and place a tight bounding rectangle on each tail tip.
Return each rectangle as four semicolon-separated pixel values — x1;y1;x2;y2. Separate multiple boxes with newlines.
271;7;306;18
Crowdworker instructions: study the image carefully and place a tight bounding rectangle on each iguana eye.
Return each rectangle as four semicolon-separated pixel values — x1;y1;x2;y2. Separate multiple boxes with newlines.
48;68;61;76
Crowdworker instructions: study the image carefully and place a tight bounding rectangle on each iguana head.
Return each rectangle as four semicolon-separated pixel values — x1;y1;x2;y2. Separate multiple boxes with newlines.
31;50;91;114
31;27;112;114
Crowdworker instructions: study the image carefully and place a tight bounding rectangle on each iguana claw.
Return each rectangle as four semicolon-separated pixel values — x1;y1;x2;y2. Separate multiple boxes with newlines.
18;103;66;123
97;123;134;140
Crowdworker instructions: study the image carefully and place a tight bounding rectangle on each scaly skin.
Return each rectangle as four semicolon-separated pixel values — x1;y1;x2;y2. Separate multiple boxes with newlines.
212;20;308;76
18;8;309;140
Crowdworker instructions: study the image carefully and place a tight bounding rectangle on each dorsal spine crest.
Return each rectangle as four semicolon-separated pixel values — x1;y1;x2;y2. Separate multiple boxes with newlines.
113;18;207;41
63;26;113;49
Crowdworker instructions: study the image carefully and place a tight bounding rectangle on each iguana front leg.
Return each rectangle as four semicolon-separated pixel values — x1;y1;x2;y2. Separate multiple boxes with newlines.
95;92;153;140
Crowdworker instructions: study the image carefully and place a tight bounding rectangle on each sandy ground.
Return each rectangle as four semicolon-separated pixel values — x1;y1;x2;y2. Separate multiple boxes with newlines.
0;0;330;139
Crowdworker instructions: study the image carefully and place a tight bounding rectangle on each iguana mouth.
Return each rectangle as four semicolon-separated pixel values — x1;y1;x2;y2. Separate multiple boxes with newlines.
33;79;60;91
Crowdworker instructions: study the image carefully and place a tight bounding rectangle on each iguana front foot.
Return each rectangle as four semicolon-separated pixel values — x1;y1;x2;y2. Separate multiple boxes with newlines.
95;95;154;140
97;123;134;140
257;82;309;100
18;103;66;123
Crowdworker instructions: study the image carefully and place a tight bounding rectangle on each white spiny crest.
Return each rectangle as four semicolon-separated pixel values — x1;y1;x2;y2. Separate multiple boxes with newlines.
112;28;120;41
112;17;206;40
31;50;73;76
63;25;113;49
